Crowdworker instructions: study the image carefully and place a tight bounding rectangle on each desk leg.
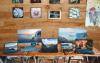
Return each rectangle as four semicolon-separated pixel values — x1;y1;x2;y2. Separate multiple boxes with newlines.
67;57;71;63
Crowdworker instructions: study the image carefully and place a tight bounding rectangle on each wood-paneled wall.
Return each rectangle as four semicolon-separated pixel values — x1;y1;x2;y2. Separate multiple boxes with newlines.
0;0;100;50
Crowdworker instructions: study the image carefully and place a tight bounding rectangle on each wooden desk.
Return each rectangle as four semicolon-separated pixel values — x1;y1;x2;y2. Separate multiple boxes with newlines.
0;46;100;57
27;52;64;57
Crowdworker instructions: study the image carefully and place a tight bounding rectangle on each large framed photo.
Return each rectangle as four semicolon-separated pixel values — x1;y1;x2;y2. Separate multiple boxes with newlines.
85;0;100;27
12;0;23;3
49;0;60;4
17;29;41;43
58;28;87;43
31;0;41;3
12;7;23;18
69;0;80;4
69;7;80;19
31;8;42;18
48;11;61;19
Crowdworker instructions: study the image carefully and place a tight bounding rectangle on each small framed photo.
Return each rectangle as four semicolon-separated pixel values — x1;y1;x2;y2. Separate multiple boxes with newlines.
4;42;18;54
12;0;23;3
31;0;41;3
31;8;42;18
49;0;60;4
69;0;80;4
69;8;80;19
48;11;61;19
12;7;23;18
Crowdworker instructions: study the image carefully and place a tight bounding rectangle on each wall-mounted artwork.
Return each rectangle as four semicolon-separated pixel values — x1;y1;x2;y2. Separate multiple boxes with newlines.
58;28;87;43
31;8;41;18
17;29;41;43
69;8;80;19
12;0;23;3
12;7;23;18
48;11;61;19
49;0;60;4
69;0;80;4
31;0;41;3
85;0;100;27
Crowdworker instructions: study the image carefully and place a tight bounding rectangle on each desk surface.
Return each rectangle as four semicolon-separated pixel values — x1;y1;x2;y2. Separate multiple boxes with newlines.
0;47;100;57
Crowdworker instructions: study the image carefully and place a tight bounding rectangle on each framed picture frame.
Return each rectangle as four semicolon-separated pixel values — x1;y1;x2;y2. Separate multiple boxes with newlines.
69;0;80;4
49;0;60;4
17;29;41;43
48;10;61;19
85;0;100;27
31;0;41;3
31;8;42;18
68;7;80;19
12;7;23;18
4;42;18;54
12;0;23;3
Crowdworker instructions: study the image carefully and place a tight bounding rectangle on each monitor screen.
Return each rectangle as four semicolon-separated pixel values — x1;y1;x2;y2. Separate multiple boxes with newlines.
17;29;41;43
59;28;87;43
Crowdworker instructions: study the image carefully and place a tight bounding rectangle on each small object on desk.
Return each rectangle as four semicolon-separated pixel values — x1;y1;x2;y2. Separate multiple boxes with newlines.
4;42;18;54
61;43;73;52
20;46;41;52
41;38;58;53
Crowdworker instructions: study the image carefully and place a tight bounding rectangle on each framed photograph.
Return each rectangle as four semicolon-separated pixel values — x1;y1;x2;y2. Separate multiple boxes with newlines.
61;43;73;52
69;0;80;4
12;0;23;3
41;38;58;52
31;8;42;18
12;7;23;18
85;0;100;27
48;11;61;19
58;28;87;43
17;29;41;43
69;8;80;19
4;42;18;54
49;0;60;4
75;39;94;54
31;0;41;3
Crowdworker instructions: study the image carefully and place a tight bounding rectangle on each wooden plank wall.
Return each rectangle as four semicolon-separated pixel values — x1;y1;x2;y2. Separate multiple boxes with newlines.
0;0;100;50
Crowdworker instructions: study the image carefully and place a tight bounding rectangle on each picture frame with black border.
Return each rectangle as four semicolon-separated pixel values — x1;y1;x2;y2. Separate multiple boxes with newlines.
48;10;61;19
68;7;80;19
31;7;42;18
31;0;41;3
69;0;80;4
49;0;60;4
12;7;24;18
12;0;23;3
